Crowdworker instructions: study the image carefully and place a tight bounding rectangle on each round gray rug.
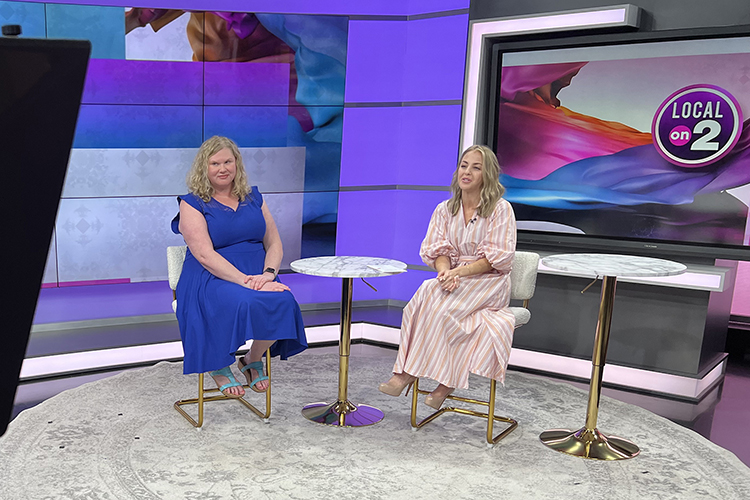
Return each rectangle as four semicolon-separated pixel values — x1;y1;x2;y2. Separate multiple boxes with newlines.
1;349;748;499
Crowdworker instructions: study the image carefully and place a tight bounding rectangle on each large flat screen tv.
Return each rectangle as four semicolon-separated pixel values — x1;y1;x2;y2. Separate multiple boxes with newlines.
485;26;750;261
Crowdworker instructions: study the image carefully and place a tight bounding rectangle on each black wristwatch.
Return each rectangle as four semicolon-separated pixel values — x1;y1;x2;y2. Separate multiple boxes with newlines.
264;267;277;278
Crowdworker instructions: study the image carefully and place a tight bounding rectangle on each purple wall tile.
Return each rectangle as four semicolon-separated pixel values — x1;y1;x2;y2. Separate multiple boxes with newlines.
340;107;402;186
82;59;203;105
408;0;469;15
388;268;433;302
335;189;449;267
33;281;174;324
280;272;343;305
336;190;398;258
392;190;451;264
204;62;290;105
397;105;462;184
340;105;461;186
345;20;407;103
403;15;468;102
204;106;289;147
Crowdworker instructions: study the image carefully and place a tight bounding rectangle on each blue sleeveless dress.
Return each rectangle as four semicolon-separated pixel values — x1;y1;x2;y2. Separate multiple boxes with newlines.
171;187;307;374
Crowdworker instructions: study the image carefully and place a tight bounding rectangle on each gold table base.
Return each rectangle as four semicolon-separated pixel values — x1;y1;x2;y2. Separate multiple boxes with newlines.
302;400;385;427
302;277;384;427
540;275;640;461
540;427;639;460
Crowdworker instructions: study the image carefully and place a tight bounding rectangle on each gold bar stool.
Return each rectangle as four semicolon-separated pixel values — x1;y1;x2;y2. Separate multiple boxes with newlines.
168;245;271;428
409;251;540;446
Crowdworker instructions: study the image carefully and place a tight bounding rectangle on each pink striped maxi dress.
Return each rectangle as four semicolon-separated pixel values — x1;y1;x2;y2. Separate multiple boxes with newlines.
393;198;517;389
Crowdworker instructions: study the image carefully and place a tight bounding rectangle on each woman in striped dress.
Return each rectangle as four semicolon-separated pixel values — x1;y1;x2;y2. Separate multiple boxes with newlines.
379;145;517;409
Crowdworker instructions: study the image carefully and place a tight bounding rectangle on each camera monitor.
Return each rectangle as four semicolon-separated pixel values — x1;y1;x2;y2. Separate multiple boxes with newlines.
0;33;90;436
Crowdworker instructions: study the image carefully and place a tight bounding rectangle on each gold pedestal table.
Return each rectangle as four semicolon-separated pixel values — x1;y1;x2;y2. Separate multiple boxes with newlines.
290;256;406;427
539;253;686;460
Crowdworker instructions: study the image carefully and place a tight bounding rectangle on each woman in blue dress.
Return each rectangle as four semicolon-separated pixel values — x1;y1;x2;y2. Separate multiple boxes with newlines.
171;136;307;398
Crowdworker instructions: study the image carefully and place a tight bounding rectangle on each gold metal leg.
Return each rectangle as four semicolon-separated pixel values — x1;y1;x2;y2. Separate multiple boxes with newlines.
174;349;272;428
410;378;517;445
302;277;385;426
540;276;640;460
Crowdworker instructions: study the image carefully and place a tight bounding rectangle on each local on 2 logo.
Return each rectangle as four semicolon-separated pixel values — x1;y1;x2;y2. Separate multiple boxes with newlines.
652;84;743;167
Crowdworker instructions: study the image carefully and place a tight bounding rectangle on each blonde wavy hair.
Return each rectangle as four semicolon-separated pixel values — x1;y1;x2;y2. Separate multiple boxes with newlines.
447;145;505;218
187;136;251;202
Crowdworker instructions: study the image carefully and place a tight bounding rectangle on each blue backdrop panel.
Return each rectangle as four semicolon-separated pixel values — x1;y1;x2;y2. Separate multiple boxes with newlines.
204;106;289;147
0;1;46;37
45;4;125;59
73;105;203;149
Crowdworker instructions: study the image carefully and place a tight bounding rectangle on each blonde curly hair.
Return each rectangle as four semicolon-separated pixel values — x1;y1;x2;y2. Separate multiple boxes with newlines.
446;145;505;219
187;136;251;202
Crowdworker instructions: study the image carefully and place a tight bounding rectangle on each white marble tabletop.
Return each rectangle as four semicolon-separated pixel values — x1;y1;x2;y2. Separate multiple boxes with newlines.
290;256;407;278
542;253;687;278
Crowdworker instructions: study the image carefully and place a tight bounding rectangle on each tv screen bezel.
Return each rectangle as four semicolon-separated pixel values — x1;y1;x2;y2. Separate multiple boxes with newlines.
482;24;750;262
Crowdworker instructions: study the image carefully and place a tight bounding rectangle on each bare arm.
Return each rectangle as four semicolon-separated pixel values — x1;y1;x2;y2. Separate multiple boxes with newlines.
244;201;284;290
178;200;248;285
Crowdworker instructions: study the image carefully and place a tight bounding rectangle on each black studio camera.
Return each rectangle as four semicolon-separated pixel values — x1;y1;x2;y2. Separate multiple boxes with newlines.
0;24;90;436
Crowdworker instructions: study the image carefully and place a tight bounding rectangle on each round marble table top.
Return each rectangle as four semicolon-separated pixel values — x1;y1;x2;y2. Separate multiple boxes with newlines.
290;256;407;278
542;253;687;278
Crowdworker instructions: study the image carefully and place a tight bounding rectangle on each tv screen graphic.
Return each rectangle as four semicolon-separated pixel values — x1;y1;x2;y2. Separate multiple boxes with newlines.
493;33;750;259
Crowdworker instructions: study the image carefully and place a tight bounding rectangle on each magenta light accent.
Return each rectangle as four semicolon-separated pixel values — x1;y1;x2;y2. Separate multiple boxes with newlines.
59;278;131;287
461;7;632;150
41;283;58;289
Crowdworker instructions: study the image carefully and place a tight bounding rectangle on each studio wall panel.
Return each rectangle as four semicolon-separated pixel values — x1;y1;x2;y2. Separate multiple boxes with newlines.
82;59;203;105
73;105;203;149
204;62;290;106
55;197;186;284
336;190;399;258
204;106;290;148
62;147;305;198
0;1;46;38
340;105;462;186
340;107;403;186
45;4;125;59
344;20;407;103
392;190;453;265
402;14;468;102
397;105;462;184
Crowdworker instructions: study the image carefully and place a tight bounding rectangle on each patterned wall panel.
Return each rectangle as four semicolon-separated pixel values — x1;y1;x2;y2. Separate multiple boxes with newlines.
55;193;303;283
56;197;186;283
63;147;305;197
41;233;58;285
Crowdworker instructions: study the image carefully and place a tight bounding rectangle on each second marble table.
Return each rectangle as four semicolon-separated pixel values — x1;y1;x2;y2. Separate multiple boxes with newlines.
290;256;407;427
538;253;686;460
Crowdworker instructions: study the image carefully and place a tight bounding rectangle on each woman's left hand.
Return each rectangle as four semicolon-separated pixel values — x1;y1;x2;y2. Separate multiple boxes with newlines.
244;272;274;290
437;268;461;293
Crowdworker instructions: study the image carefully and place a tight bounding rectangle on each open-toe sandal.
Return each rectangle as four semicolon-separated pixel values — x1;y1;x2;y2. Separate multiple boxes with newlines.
208;366;244;399
238;357;269;393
